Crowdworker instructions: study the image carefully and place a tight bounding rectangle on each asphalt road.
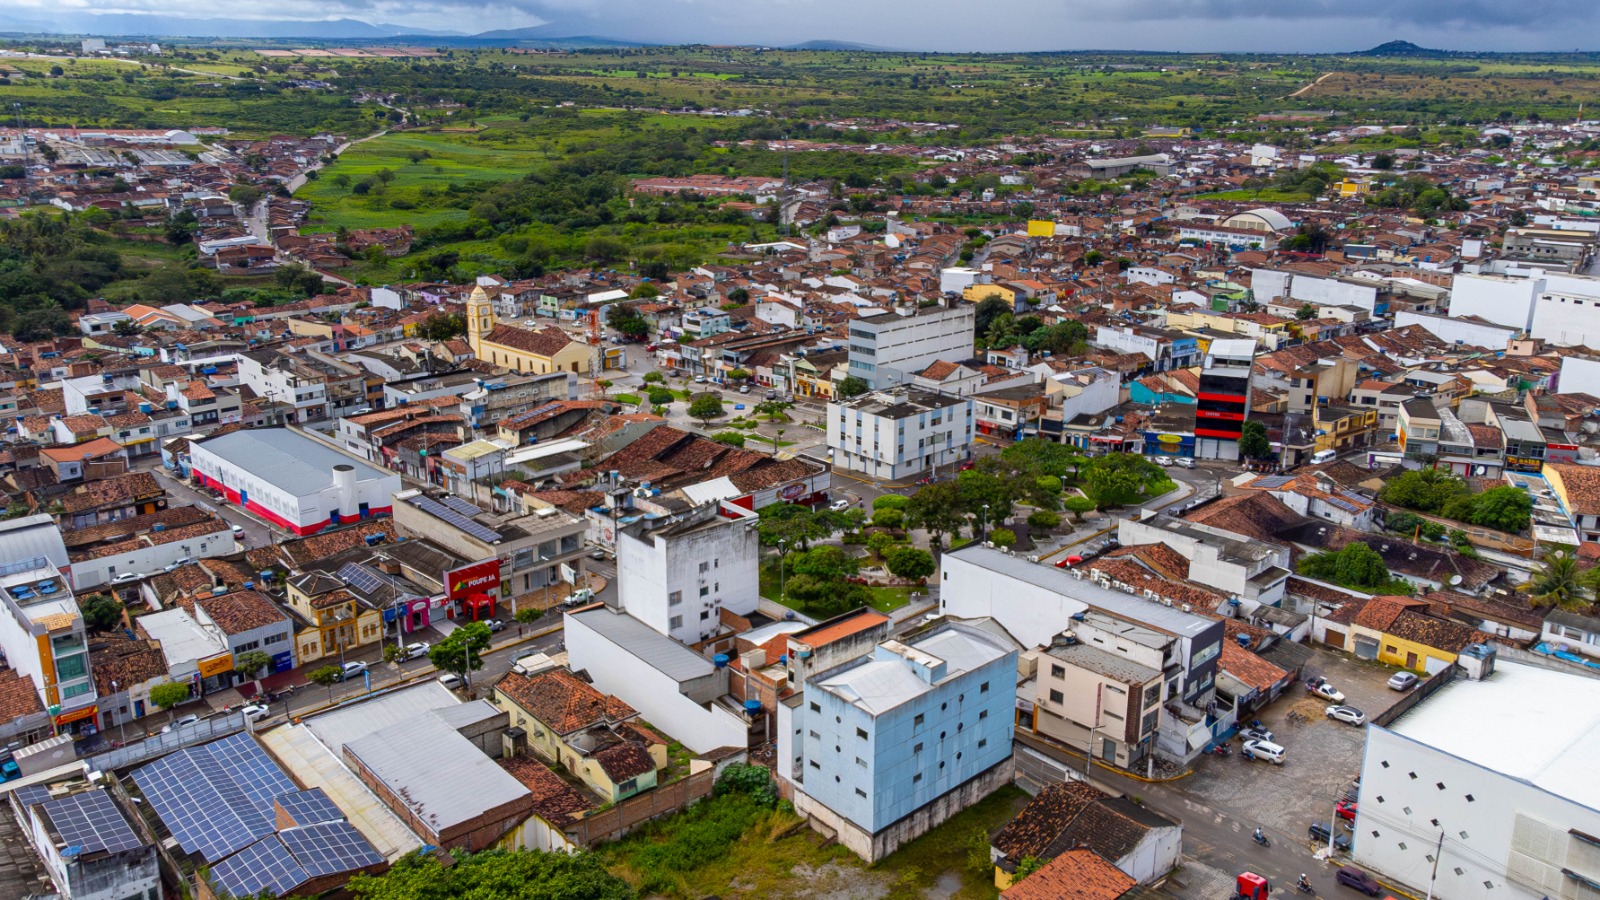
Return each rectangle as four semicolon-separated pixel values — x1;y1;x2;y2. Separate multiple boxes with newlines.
144;462;274;551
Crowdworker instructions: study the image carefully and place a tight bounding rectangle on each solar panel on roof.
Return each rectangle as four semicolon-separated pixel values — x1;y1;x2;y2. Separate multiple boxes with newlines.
274;789;344;827
13;784;51;810
42;790;143;855
129;733;295;863
441;496;483;516
410;495;501;543
338;562;385;595
208;835;307;899
280;821;384;877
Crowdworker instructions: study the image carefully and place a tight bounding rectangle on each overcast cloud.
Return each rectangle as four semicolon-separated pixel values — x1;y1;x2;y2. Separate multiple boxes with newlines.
13;0;1600;50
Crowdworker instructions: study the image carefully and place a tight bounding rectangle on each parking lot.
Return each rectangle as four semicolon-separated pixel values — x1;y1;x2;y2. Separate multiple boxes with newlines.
1180;649;1408;852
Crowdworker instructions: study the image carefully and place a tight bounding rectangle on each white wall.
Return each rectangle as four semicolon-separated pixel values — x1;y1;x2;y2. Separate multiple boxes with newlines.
1357;726;1600;900
1558;356;1600;397
1251;269;1293;303
940;553;1086;647
1289;274;1377;312
1531;289;1600;347
563;611;749;754
1450;273;1541;331
1094;326;1160;361
1394;311;1517;350
619;517;760;644
69;525;233;589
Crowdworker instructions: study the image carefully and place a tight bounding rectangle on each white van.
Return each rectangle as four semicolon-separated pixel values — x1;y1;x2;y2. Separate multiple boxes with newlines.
1309;449;1338;465
1243;739;1287;765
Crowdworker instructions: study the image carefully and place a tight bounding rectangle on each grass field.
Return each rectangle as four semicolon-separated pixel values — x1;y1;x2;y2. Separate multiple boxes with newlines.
759;571;919;615
1193;188;1317;202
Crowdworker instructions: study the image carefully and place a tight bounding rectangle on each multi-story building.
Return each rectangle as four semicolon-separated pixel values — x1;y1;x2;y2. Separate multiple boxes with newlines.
846;304;975;389
779;621;1018;862
236;349;370;423
1117;514;1291;607
617;504;760;645
1195;338;1254;461
392;489;589;611
22;787;160;900
827;388;974;480
1354;659;1600;900
453;370;576;439
1028;633;1164;769
0;516;98;736
1093;325;1201;374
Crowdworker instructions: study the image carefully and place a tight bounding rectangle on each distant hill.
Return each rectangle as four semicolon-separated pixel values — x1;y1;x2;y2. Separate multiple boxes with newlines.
0;13;456;39
1356;40;1455;57
469;25;647;47
786;39;895;51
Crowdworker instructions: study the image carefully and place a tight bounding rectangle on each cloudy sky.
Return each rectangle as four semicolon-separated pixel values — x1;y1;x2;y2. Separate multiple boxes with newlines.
17;0;1600;50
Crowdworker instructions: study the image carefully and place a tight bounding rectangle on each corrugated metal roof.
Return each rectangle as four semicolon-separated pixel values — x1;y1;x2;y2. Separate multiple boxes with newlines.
817;624;1010;716
193;429;393;497
569;606;715;683
258;725;422;862
344;709;530;833
303;682;462;754
0;514;69;570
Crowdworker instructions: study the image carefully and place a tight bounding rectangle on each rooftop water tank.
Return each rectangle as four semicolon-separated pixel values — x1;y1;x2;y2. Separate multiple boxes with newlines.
713;654;730;668
743;699;762;714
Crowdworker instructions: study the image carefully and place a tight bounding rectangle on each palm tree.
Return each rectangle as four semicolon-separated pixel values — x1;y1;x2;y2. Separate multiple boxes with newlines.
1519;550;1592;610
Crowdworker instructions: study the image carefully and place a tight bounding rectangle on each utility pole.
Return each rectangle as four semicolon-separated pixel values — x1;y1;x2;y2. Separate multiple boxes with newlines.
13;103;31;204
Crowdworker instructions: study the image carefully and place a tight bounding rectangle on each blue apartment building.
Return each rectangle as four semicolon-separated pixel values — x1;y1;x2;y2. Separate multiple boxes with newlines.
782;622;1018;861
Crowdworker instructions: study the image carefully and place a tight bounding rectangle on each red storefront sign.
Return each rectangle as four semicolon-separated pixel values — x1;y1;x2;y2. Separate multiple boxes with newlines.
446;559;501;601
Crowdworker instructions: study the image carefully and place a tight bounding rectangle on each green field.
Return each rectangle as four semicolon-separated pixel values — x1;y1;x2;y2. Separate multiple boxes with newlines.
1194;188;1317;202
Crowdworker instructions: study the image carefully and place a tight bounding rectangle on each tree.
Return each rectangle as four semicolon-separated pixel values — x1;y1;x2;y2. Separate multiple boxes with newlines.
1080;453;1161;508
646;387;675;407
835;375;869;401
873;494;909;511
867;531;896;559
234;650;273;683
1297;542;1406;593
1238;420;1272;460
642;370;665;384
429;621;493;683
790;546;859;582
727;368;750;382
1380;468;1469;515
417;312;466;341
1013;856;1047;882
150;682;192;723
688;393;724;426
872;508;904;530
1296;303;1317;320
227;184;264;205
757;502;834;550
712;431;746;447
974;295;1012;337
905;481;968;550
990;528;1017;549
608;304;649;339
1519;550;1592;610
1464;485;1533;533
164;209;199;245
1063;496;1096;523
307;665;343;703
79;593;123;632
1028;510;1061;531
885;546;936;581
347;848;632;900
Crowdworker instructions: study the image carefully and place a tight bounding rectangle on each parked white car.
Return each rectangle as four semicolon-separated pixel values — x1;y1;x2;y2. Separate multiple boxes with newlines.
1326;705;1367;726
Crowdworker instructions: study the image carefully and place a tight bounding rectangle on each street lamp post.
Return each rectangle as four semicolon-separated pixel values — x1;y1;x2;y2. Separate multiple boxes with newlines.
778;539;788;603
982;504;991;542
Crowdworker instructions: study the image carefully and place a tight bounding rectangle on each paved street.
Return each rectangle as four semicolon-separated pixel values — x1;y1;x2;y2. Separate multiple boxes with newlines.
143;461;274;551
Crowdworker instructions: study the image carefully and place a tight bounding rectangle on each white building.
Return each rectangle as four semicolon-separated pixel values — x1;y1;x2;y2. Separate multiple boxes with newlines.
563;604;750;754
1354;659;1600;900
0;518;98;736
827;388;974;480
189;429;401;536
1252;268;1378;313
1394;311;1520;350
24;787;160;900
68;516;234;590
617;505;760;645
1449;272;1542;331
1531;273;1600;347
847;304;976;389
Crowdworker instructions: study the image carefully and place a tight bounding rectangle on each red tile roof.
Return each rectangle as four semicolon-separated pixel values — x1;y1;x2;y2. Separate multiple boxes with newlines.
1001;849;1136;900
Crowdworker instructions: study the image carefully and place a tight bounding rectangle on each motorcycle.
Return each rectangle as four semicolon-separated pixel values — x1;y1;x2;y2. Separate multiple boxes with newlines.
1210;743;1231;757
1298;879;1314;894
1253;830;1271;848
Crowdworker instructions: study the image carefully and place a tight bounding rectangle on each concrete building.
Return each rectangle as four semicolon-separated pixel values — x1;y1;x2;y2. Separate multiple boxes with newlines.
564;604;752;754
1354;660;1600;900
939;545;1226;762
617;504;760;644
1252;268;1379;314
827;388;974;480
391;490;589;612
1449;272;1542;332
1195;339;1254;462
1028;634;1164;769
780;621;1018;862
846;304;976;389
22;787;160;900
0;517;99;736
1117;514;1292;608
189;429;401;536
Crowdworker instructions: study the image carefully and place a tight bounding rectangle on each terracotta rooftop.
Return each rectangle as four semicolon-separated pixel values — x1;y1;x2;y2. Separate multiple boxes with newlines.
791;610;890;649
0;667;44;722
497;755;598;830
496;668;637;736
1001;849;1136;900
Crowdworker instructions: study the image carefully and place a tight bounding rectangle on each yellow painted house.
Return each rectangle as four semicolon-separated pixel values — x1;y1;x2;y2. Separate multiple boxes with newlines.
284;572;385;666
494;667;668;804
1345;597;1489;674
963;283;1018;305
466;286;592;376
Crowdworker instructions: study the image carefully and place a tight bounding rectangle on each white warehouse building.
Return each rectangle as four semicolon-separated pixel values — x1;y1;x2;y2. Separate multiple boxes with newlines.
1354;659;1600;900
828;388;974;481
189;429;402;536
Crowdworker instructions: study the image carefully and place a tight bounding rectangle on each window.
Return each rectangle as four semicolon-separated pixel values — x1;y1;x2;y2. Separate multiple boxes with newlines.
700;611;710;621
979;739;988;749
809;760;820;769
979;710;988;721
699;561;710;573
1051;664;1066;678
810;702;821;713
699;585;710;597
669;615;683;630
913;773;923;783
855;788;867;798
669;591;682;606
1049;689;1064;704
914;742;924;753
913;713;924;727
855;757;867;768
980;681;990;693
856;727;869;740
809;730;820;739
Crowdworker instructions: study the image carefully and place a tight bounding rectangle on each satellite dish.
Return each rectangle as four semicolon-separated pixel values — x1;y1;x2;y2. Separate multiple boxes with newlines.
1449;575;1463;586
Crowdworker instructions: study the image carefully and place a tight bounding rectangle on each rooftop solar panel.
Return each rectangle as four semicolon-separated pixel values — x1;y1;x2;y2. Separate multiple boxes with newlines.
338;562;385;595
42;789;143;855
129;733;292;863
410;495;501;544
441;496;483;516
208;835;307;899
13;784;51;810
280;821;384;877
274;789;344;827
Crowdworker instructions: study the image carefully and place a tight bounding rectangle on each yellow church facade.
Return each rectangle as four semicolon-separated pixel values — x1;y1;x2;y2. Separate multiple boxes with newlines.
465;286;592;376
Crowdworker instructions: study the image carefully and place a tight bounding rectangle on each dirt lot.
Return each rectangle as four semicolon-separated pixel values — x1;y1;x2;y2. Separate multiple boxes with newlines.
1177;649;1405;848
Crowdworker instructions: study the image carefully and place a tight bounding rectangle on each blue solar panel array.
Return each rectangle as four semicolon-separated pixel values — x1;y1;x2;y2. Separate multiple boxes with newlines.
129;732;296;863
409;494;502;543
275;789;344;827
280;821;384;877
41;789;143;855
12;784;51;810
208;835;306;899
